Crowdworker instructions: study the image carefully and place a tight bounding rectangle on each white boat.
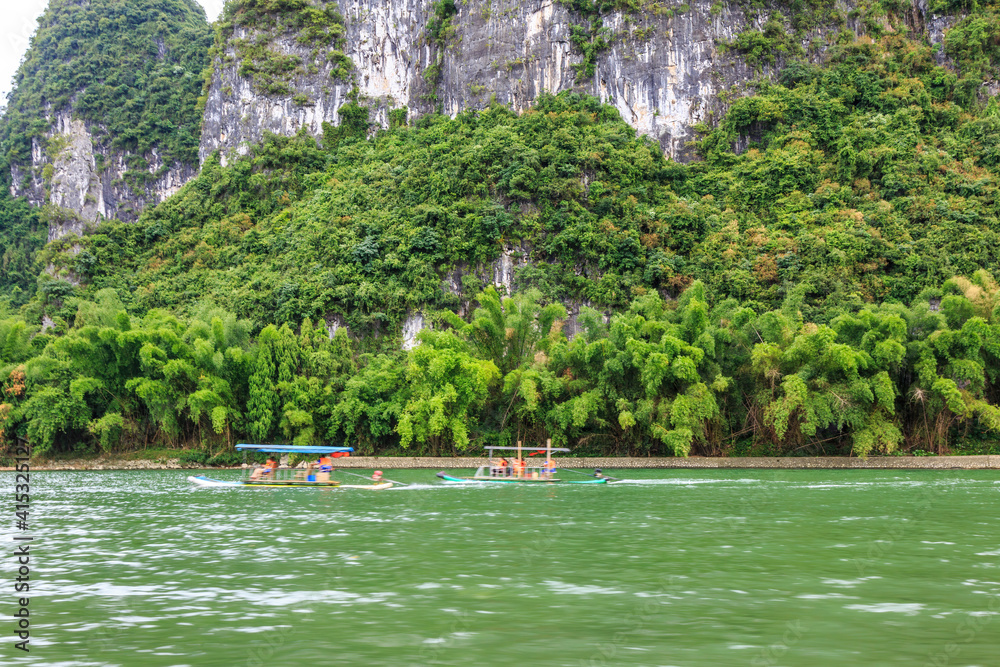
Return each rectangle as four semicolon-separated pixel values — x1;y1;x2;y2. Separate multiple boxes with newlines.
436;442;614;484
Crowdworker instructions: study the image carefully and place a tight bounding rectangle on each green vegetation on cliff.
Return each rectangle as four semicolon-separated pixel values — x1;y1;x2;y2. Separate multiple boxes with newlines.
0;0;211;174
0;183;44;308
5;2;1000;458
2;274;999;459
213;0;352;99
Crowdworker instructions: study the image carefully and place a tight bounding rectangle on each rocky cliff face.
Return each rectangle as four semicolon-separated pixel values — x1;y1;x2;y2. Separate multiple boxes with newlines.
200;0;958;165
10;111;195;239
1;0;209;240
7;0;960;238
201;0;750;162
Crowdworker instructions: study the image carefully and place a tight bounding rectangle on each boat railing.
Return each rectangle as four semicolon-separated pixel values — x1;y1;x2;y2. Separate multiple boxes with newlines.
484;465;557;480
243;465;333;483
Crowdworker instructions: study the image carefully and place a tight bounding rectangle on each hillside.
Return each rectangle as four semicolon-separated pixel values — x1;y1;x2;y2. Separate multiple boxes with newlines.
2;0;1000;459
55;35;1000;334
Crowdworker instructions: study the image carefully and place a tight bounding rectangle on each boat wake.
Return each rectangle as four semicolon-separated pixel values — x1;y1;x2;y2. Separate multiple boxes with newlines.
610;478;762;485
387;483;455;491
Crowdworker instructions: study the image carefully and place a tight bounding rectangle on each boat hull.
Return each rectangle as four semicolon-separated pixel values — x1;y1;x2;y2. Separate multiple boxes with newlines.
187;475;392;489
435;472;607;484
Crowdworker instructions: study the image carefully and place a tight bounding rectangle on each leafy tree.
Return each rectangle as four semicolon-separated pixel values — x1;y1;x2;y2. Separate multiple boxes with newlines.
330;352;406;452
397;329;499;454
247;325;280;442
751;309;905;456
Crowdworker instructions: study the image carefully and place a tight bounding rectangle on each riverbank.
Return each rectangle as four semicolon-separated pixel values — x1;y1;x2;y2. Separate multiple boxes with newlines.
11;454;1000;470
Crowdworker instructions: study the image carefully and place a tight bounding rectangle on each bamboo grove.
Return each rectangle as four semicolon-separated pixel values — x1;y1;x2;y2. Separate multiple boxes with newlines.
2;275;1000;458
5;2;1000;457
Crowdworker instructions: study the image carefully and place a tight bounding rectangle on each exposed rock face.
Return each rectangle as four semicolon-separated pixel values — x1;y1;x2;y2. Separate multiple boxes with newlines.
444;0;755;160
201;0;750;162
9;111;196;238
5;0;963;245
324;313;349;339
402;311;426;350
200;0;426;165
492;245;528;295
199;0;959;165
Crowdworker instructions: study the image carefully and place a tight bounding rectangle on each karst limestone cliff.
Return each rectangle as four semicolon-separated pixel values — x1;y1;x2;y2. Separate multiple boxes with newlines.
5;0;963;238
1;0;210;239
10;112;196;239
201;0;750;163
200;0;956;166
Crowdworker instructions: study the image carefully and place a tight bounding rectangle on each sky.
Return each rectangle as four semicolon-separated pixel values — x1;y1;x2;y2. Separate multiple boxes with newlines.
0;0;226;103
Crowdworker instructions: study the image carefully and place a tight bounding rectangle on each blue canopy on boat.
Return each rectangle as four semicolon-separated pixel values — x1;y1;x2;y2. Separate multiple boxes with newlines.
236;444;354;454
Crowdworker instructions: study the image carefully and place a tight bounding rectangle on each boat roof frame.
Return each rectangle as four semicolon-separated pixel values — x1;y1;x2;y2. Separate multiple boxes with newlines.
236;444;354;454
484;446;571;453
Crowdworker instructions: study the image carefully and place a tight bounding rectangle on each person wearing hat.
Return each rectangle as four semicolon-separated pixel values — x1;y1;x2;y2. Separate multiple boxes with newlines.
372;470;384;483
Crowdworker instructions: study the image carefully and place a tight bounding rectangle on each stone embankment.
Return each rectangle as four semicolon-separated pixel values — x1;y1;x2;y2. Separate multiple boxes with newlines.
18;455;1000;471
281;455;1000;469
23;458;190;471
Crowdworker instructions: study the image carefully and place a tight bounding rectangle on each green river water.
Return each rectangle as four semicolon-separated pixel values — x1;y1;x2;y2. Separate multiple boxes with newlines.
3;468;999;666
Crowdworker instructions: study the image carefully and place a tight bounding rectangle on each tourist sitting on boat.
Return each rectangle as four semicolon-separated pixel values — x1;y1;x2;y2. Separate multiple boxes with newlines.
515;458;526;478
372;470;383;482
249;456;279;480
317;454;336;472
542;459;556;479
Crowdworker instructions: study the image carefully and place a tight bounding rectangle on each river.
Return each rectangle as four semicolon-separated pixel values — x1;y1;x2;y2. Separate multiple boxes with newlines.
5;468;999;666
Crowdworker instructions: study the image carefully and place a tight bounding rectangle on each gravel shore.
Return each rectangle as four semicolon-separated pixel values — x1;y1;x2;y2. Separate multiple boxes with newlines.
15;454;1000;471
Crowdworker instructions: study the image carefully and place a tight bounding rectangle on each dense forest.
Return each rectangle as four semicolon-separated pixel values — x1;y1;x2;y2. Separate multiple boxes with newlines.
3;0;1000;459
